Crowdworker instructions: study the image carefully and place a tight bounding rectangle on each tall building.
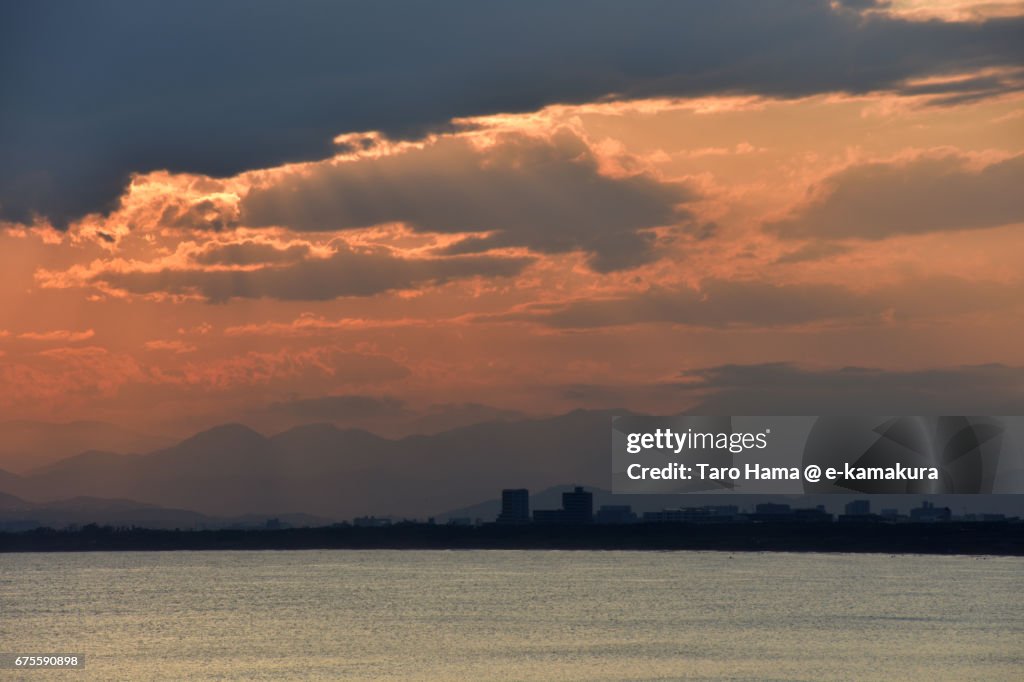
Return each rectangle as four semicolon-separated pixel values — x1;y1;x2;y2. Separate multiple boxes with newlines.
562;486;593;524
496;488;530;524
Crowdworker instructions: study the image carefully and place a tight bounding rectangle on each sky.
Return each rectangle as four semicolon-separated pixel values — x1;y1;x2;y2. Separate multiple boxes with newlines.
1;0;1022;438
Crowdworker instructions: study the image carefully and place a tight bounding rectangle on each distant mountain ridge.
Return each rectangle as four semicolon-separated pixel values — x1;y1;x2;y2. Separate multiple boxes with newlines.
0;420;173;473
1;409;1021;522
0;410;626;519
0;489;334;531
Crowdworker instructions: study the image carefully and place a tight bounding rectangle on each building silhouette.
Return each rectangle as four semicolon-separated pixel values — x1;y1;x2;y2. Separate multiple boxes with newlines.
485;484;978;528
791;506;833;523
746;503;832;523
845;500;871;516
562;486;593;524
496;488;530;524
910;501;951;522
532;486;594;524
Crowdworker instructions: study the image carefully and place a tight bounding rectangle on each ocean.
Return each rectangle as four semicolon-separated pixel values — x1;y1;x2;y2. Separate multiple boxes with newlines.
1;550;1021;680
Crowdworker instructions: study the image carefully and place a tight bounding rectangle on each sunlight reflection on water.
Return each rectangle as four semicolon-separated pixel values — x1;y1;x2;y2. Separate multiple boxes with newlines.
1;550;1021;681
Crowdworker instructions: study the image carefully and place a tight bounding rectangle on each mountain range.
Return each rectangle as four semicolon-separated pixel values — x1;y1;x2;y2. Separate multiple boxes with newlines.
0;420;173;473
1;410;1022;524
0;410;621;520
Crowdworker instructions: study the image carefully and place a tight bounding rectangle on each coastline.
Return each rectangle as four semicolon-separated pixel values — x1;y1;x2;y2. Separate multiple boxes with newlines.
2;521;1021;556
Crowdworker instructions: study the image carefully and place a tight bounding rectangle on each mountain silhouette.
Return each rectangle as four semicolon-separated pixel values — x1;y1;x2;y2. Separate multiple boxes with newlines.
0;420;172;473
0;489;32;512
0;410;625;518
3;409;1022;521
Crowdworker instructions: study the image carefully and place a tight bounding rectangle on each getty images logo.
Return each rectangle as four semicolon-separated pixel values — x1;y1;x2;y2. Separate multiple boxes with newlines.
625;428;770;455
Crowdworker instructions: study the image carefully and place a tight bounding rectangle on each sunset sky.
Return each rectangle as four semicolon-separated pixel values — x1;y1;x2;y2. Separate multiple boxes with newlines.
1;0;1022;439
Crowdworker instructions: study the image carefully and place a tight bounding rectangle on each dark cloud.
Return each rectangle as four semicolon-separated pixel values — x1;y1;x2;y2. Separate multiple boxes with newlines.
481;276;1024;329
834;0;891;10
94;245;533;302
3;1;1022;225
241;131;692;271
768;153;1024;240
192;241;311;266
676;362;1024;414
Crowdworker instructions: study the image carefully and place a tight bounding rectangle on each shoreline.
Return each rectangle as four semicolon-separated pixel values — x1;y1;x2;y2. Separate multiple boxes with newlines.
2;521;1021;556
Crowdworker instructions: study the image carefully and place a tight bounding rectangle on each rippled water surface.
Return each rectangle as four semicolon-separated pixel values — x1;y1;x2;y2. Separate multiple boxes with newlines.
1;550;1021;680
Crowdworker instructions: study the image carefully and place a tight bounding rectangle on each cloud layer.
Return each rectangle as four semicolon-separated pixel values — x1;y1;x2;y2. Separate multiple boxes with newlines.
241;130;692;271
678;362;1024;414
769;153;1024;239
3;1;1022;225
89;244;533;303
2;7;1021;435
485;276;1024;329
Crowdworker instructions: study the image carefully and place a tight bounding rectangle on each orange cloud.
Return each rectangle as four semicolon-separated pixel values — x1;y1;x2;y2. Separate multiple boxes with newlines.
144;340;197;354
767;152;1024;239
18;329;96;343
224;315;435;337
2;86;1022;429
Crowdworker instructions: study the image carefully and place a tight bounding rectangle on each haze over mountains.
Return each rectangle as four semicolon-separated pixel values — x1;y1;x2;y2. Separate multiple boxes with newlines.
1;410;1022;527
0;410;621;520
0;420;173;473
